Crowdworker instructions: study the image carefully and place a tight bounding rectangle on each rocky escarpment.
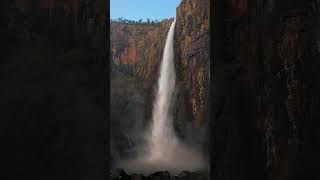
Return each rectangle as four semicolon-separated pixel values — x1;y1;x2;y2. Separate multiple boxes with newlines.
212;0;320;179
173;0;210;154
111;20;173;90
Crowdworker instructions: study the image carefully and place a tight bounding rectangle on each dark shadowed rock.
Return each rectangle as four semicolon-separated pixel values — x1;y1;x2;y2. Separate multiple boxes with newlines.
110;168;130;180
0;0;107;179
212;0;320;179
173;171;209;180
109;169;210;180
130;173;146;180
146;171;171;180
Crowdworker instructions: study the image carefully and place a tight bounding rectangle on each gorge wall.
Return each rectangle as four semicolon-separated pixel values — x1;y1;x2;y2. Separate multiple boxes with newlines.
174;0;210;149
212;0;320;179
110;0;210;164
111;20;173;90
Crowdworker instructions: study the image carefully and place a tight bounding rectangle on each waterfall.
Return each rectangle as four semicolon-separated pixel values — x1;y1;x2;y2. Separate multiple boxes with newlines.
148;19;178;161
144;19;207;172
116;19;208;174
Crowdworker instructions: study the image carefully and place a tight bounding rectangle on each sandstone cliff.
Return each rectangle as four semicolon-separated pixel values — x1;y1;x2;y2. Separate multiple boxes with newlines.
111;20;173;90
174;0;210;147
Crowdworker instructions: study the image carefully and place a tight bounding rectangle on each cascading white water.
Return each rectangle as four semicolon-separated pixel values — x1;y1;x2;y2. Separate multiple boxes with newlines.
145;19;207;171
148;19;178;161
116;19;208;174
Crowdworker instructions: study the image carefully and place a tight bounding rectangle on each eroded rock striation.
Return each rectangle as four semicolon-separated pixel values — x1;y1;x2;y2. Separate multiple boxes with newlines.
174;0;210;149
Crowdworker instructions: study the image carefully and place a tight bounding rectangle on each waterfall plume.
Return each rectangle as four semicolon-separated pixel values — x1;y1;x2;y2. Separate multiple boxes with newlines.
148;19;178;161
115;19;208;175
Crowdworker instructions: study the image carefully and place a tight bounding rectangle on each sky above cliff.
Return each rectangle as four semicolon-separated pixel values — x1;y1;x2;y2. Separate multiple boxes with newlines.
111;0;181;21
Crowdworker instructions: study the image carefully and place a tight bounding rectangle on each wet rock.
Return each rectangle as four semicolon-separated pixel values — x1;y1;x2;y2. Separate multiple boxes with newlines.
109;169;210;180
110;168;130;180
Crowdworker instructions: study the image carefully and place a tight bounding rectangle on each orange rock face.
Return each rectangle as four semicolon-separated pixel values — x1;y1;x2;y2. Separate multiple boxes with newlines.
120;40;137;65
111;21;173;89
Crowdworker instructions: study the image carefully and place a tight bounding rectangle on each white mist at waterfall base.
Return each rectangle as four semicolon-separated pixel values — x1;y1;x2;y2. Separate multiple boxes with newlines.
115;19;208;175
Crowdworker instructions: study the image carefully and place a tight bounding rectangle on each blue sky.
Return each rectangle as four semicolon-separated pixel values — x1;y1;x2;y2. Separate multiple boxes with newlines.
111;0;182;21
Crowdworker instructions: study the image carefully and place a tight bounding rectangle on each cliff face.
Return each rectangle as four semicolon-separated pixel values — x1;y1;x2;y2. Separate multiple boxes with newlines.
111;20;173;90
174;0;210;145
110;0;210;159
212;0;320;179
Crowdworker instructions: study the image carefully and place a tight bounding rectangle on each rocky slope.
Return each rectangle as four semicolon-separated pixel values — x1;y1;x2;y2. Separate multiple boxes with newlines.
212;0;320;179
